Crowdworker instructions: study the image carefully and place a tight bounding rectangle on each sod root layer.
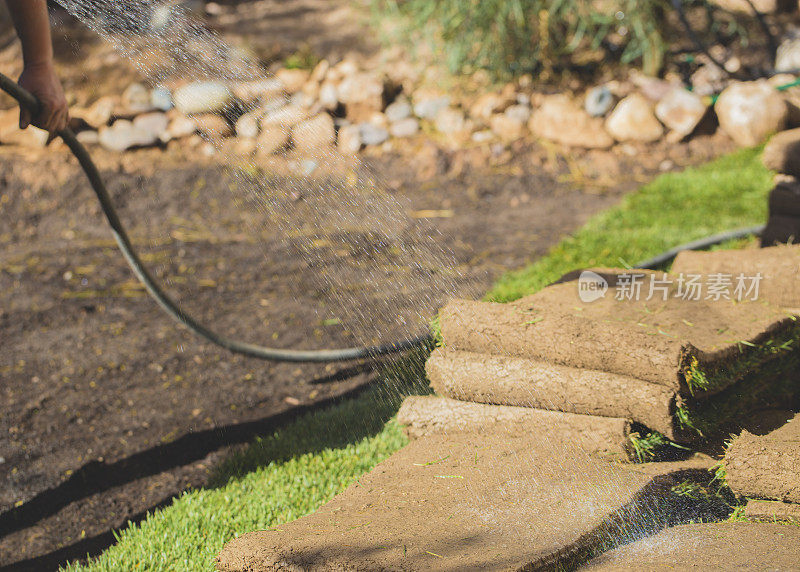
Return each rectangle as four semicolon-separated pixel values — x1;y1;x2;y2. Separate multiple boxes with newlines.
724;414;800;503
216;431;726;571
581;522;800;571
671;244;800;311
439;269;800;397
396;395;634;460
426;347;800;444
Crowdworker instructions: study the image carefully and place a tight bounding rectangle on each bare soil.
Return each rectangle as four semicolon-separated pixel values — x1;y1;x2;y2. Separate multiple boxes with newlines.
0;3;738;569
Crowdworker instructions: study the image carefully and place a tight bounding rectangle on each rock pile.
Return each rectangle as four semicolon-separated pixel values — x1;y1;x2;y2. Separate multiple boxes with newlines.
4;56;800;159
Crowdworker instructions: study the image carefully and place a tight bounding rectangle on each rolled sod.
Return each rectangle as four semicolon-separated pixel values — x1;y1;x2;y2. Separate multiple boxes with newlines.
397;395;633;459
439;270;799;396
426;349;676;438
744;500;800;523
672;244;800;311
724;415;800;503
216;431;718;572
426;348;800;443
582;522;800;571
761;213;800;247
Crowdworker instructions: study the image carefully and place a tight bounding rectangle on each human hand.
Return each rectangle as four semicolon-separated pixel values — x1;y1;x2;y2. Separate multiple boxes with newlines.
17;62;69;140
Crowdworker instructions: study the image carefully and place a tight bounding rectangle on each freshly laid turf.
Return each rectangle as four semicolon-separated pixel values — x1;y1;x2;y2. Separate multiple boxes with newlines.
68;147;773;570
487;147;771;302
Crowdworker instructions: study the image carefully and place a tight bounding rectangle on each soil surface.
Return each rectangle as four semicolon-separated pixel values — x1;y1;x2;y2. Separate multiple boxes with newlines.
0;3;737;569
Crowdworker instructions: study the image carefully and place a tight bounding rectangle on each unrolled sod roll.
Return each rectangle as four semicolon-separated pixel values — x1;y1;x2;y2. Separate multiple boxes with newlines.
397;395;633;459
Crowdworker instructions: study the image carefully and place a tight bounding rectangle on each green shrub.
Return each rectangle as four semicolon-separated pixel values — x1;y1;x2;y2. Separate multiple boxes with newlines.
373;0;735;79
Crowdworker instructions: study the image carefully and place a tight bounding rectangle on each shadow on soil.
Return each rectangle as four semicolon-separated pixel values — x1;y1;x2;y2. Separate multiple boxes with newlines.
0;352;430;571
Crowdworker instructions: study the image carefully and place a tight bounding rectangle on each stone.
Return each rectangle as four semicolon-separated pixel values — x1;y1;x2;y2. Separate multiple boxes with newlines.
291;113;335;150
260;104;308;128
132;111;169;140
763;127;800;176
173;81;234;115
309;59;330;83
384;98;412;123
256;125;290;156
691;63;727;97
318;81;339;111
585;85;614;117
389;117;419;138
150;86;173;111
504;104;532;123
194;114;233;138
121;82;154;114
434;107;468;135
707;0;795;13
471;129;495;143
337;124;361;155
230;78;284;104
529;94;614;149
98;119;159;152
275;68;310;94
605;93;664;142
234;111;260;139
75;130;99;145
337;72;387;120
490;112;527;142
655;87;708;141
412;91;451;119
76;96;117;129
165;114;198;140
715;80;788;147
469;92;514;121
359;122;389;146
776;37;800;73
0;109;49;147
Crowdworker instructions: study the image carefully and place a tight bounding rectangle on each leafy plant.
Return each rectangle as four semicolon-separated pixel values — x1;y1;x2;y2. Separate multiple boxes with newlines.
373;0;674;78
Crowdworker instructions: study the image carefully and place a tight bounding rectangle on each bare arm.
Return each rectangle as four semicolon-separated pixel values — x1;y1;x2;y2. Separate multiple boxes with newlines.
5;0;68;136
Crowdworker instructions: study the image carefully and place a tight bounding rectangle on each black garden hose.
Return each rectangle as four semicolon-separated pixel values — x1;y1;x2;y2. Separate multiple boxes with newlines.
0;71;429;362
0;72;766;361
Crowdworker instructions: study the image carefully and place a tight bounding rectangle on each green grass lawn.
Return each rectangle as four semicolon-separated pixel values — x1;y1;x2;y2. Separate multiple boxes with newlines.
66;147;773;571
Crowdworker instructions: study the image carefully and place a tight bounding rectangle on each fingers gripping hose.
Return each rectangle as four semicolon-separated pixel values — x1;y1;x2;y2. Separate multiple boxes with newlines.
0;72;429;362
0;72;765;361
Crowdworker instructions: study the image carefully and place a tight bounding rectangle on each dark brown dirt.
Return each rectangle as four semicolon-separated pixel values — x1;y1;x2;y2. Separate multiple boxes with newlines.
439;270;796;394
426;348;677;438
396;395;633;459
582;522;800;571
672;244;800;310
724;415;800;503
0;3;742;568
216;430;718;572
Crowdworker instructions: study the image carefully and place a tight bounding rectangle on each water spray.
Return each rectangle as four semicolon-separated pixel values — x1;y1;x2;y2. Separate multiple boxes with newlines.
0;72;766;362
0;71;430;362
